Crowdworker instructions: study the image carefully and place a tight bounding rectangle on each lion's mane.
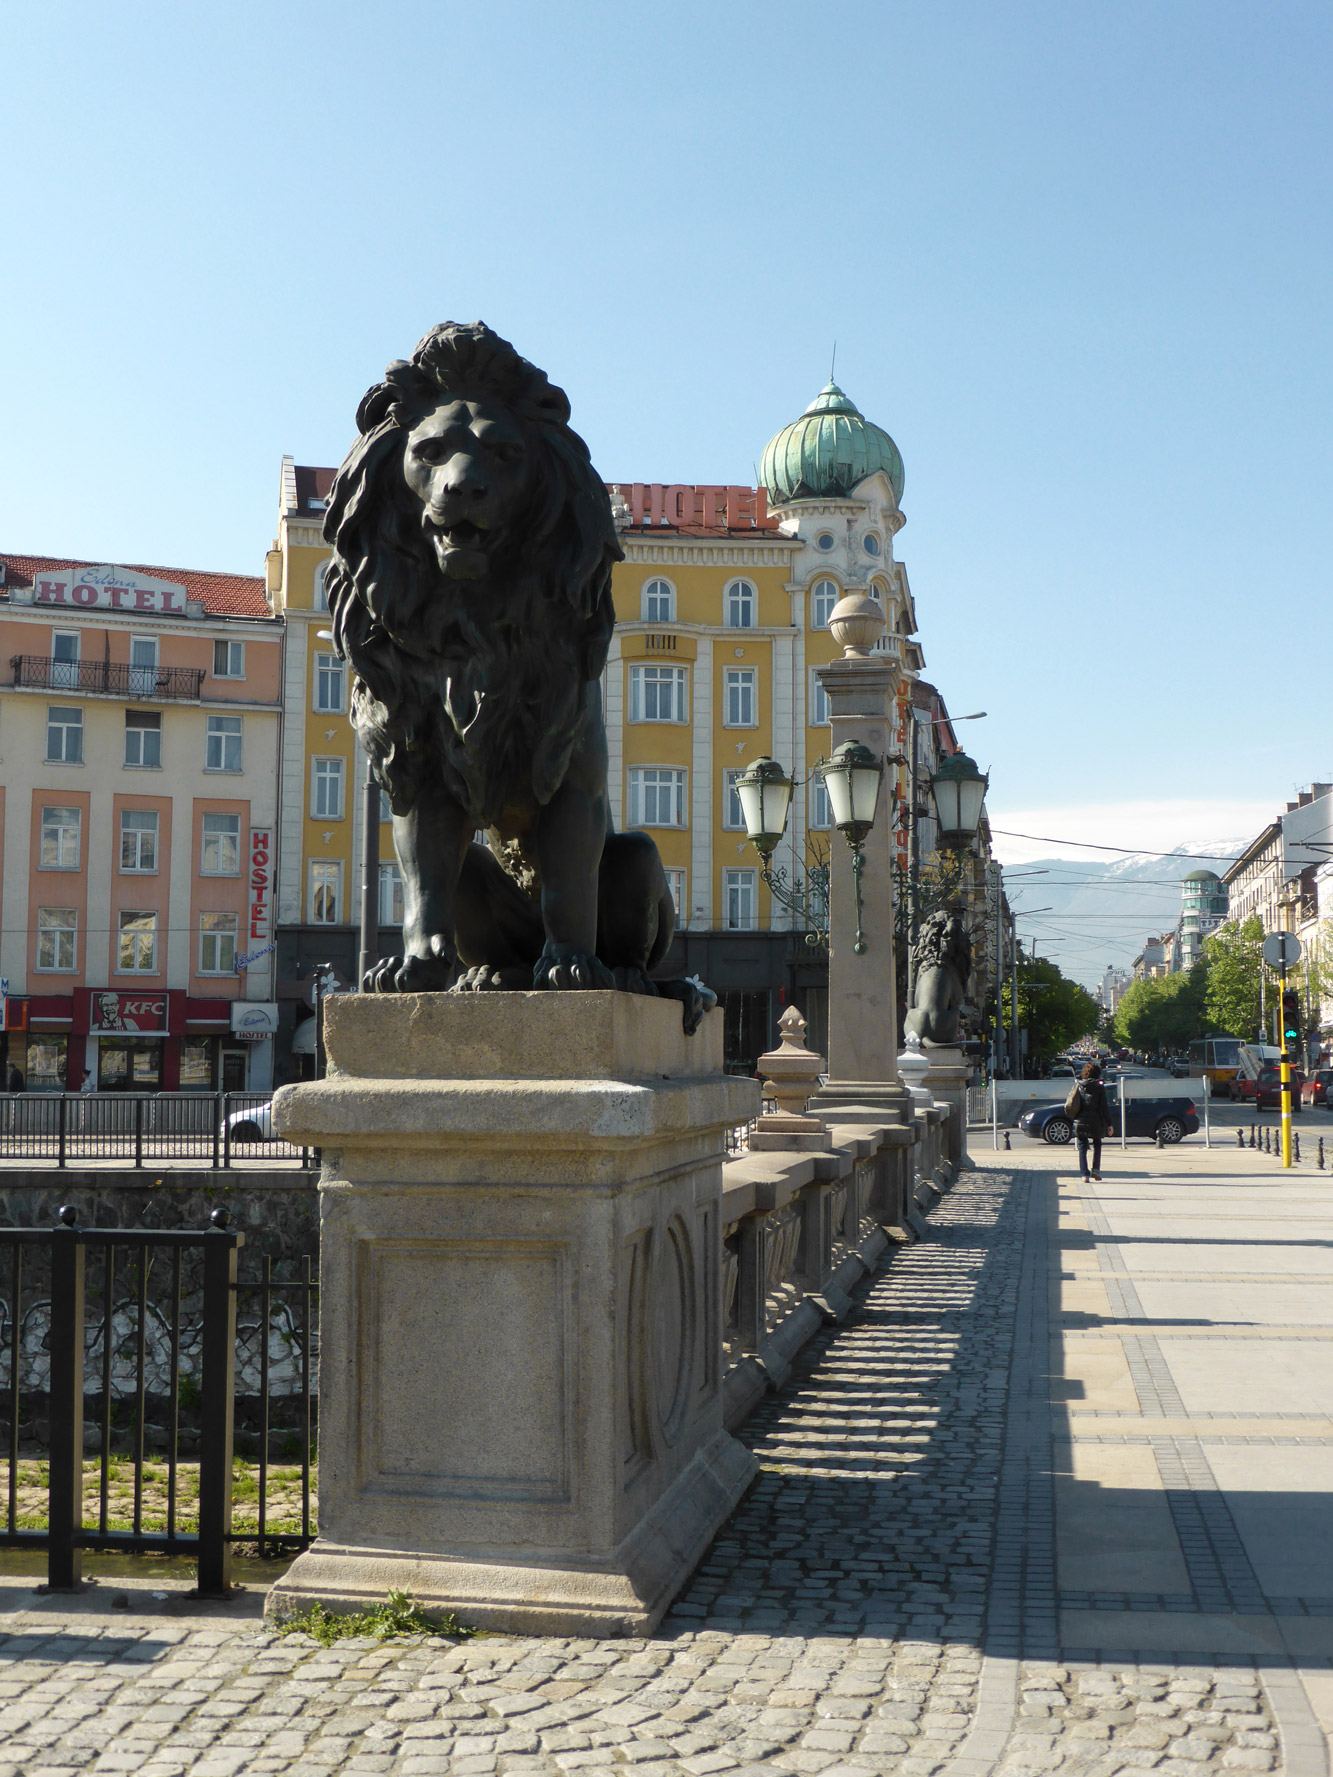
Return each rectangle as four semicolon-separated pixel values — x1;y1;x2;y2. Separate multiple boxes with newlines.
912;909;973;990
322;322;622;824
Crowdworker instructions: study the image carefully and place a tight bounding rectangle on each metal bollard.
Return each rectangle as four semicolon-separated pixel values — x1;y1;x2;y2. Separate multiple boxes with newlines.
1156;1128;1165;1149
1003;1130;1011;1150
1320;1138;1325;1170
1236;1128;1245;1149
1295;1131;1301;1163
1249;1125;1256;1148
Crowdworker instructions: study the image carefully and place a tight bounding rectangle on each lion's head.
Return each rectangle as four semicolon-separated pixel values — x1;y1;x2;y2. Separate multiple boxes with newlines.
322;322;622;822
913;908;973;987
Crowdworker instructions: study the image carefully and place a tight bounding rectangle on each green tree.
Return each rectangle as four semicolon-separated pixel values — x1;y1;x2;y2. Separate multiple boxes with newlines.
1201;915;1264;1040
1015;956;1100;1058
1112;967;1206;1051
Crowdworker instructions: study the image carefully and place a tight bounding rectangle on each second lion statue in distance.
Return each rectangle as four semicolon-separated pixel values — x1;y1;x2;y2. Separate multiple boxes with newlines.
323;321;709;1029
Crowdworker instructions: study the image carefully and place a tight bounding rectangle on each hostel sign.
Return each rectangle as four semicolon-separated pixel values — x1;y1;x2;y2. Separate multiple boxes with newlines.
11;565;198;617
249;829;272;943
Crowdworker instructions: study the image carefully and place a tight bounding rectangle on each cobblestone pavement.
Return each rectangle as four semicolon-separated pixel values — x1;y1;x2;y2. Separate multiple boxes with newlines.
0;1163;1309;1775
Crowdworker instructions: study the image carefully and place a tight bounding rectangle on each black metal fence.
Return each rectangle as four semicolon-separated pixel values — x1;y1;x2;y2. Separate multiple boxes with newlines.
0;1093;312;1169
0;1208;317;1595
10;655;205;701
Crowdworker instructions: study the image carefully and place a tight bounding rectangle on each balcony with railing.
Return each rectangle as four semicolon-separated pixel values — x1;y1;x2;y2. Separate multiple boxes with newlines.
8;656;206;701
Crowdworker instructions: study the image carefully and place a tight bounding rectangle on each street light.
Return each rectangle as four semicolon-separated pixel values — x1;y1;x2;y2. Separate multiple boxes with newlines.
737;742;887;955
929;749;989;848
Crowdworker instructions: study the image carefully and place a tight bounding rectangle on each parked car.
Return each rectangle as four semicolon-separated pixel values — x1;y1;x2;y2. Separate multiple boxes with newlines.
221;1099;274;1142
1167;1058;1191;1078
1253;1067;1305;1112
1018;1095;1200;1146
1301;1069;1333;1107
1048;1063;1077;1080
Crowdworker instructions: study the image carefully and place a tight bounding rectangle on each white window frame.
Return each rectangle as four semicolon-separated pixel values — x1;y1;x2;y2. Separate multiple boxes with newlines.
313;651;345;714
808;775;833;830
809;670;831;726
724;579;756;629
46;705;83;764
117;909;158;975
722;769;745;831
379;861;404;925
628;664;688;724
313;560;331;611
200;812;241;876
723;868;758;932
310;860;342;924
40;806;81;870
723;668;757;728
311;756;346;820
119;809;159;874
124;710;162;769
129;633;159;696
641;577;676;623
205;714;242;772
198;912;238;975
810;578;840;628
50;630;80;689
627;767;688;830
664;868;686;924
212;638;245;679
36;908;78;973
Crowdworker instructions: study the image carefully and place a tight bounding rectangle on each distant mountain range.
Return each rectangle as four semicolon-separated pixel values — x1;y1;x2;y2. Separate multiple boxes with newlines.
1001;842;1247;990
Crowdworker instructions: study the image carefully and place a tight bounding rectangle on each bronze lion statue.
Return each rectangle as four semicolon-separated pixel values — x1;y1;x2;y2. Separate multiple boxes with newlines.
903;908;973;1048
324;321;704;1023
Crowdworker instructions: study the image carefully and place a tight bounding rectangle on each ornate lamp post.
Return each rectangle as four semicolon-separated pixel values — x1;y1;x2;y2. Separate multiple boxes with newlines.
736;742;886;952
929;749;989;849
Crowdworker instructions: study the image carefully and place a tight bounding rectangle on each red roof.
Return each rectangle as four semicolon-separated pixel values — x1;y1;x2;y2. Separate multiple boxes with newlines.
0;553;270;619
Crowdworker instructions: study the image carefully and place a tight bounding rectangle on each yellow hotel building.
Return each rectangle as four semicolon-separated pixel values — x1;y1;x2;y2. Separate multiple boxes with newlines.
266;380;930;1072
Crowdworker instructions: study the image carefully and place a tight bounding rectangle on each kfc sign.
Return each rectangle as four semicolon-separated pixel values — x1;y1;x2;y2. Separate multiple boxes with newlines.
90;992;168;1034
11;565;196;617
249;829;272;943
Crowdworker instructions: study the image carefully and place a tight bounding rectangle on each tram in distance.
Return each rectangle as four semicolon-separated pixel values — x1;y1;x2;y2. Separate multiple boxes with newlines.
1187;1036;1241;1093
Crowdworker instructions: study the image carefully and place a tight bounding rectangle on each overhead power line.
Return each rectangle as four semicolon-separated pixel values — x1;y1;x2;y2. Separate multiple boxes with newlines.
992;828;1240;863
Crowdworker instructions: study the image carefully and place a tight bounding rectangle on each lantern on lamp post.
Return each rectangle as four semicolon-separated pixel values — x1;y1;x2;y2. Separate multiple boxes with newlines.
928;750;989;849
815;741;885;953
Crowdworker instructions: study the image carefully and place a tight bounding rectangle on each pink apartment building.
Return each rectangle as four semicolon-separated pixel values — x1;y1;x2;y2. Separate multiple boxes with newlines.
0;555;283;1092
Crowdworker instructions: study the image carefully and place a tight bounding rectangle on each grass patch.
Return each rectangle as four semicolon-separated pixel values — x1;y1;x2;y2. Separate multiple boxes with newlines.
0;1459;315;1539
274;1588;474;1647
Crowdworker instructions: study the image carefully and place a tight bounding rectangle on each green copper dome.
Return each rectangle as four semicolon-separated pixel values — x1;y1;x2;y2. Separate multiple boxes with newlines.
759;381;905;506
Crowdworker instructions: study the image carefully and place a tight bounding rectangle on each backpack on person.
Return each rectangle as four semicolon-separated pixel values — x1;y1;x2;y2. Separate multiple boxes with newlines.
1064;1082;1084;1119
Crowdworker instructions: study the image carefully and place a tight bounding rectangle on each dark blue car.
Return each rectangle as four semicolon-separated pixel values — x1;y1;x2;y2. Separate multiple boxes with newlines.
1019;1096;1199;1146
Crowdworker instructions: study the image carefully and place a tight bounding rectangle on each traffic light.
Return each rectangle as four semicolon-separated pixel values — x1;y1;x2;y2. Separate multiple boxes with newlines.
1282;989;1301;1053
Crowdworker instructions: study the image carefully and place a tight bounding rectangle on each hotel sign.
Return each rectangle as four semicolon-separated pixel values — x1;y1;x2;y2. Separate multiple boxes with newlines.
11;565;198;617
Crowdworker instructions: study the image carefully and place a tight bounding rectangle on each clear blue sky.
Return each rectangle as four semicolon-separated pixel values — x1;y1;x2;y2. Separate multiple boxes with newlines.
3;0;1330;860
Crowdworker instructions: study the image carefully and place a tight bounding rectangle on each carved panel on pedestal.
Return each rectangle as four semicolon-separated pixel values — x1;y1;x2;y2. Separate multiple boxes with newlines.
655;1214;696;1447
622;1228;653;1478
356;1237;573;1505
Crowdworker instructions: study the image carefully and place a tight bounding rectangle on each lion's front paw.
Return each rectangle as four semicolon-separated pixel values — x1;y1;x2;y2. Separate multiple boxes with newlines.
363;950;457;993
451;963;532;993
532;944;615;992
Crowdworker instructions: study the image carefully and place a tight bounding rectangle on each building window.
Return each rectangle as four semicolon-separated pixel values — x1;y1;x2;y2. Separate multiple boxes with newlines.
627;768;687;829
118;910;158;974
124;710;162;768
809;775;832;829
863;533;881;556
723;668;757;727
40;806;81;869
129;634;159;696
36;908;77;972
50;630;80;690
119;809;158;873
213;639;245;678
46;706;83;764
642;578;675;623
723;868;758;931
201;812;241;875
310;860;341;924
379;861;404;925
314;652;345;713
722;769;745;830
724;579;756;629
810;578;839;628
809;671;831;726
629;664;688;723
205;715;242;772
815;532;835;552
313;561;331;611
664;868;686;924
198;912;238;975
311;757;345;819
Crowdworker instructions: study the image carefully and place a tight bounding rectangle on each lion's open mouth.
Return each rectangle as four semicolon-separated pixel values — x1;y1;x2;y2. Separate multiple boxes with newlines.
438;519;487;547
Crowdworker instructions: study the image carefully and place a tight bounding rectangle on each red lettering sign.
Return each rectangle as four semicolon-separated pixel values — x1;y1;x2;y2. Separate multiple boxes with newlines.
608;483;778;531
249;829;272;944
36;579;66;604
90;991;168;1033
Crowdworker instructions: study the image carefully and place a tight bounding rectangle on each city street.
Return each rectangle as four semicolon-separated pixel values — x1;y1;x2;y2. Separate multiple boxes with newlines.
0;1140;1328;1776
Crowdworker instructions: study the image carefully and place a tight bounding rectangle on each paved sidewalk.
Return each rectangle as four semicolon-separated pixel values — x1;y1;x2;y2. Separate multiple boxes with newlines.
0;1142;1329;1775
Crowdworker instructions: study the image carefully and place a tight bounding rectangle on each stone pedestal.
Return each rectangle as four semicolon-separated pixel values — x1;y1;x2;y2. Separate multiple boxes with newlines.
923;1044;971;1171
265;991;759;1637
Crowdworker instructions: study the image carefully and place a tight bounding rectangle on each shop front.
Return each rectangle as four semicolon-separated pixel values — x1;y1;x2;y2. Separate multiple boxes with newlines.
63;990;273;1092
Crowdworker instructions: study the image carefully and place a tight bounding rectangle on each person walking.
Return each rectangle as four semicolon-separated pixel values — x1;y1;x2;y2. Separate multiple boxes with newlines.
1070;1060;1112;1182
